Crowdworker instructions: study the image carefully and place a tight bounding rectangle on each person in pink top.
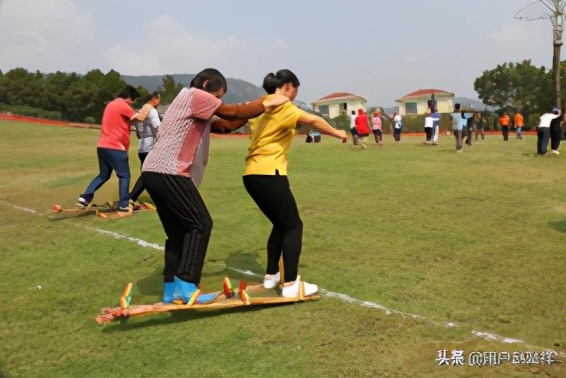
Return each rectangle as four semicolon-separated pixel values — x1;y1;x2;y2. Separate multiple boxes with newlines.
372;110;383;145
77;85;149;212
141;68;289;304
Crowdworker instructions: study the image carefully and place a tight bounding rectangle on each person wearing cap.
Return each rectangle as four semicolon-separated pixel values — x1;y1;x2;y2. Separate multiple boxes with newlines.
537;108;560;155
393;112;403;143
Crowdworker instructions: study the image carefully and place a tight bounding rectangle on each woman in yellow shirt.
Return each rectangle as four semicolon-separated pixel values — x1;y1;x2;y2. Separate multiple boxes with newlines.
243;69;347;298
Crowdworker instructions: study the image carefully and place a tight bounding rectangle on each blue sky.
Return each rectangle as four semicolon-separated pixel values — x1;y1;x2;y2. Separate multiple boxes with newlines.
0;0;555;107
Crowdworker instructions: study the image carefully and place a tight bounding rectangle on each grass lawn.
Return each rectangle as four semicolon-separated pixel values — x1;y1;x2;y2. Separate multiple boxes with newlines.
1;121;566;377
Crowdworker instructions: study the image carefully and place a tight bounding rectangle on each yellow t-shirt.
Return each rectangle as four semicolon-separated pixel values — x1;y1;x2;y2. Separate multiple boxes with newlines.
244;98;303;176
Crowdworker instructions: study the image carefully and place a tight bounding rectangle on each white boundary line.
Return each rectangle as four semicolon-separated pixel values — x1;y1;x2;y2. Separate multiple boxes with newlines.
3;201;563;355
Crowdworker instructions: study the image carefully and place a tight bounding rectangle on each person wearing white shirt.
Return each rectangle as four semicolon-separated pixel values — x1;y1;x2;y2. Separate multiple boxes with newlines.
424;110;434;144
431;110;441;145
537;108;560;155
349;110;358;145
393;113;402;143
129;92;161;205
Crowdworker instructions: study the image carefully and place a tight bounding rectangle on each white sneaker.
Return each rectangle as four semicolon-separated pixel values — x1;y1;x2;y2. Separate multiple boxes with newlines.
552;150;560;155
263;271;280;289
281;275;318;298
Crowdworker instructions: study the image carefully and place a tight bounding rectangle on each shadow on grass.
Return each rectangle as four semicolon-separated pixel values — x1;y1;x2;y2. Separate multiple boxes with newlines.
222;249;264;276
548;219;566;233
47;211;98;221
135;249;264;297
0;360;7;378
98;249;282;332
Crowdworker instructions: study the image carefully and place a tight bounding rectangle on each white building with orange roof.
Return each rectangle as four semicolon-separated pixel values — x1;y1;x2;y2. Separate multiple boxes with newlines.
311;92;367;118
395;88;454;115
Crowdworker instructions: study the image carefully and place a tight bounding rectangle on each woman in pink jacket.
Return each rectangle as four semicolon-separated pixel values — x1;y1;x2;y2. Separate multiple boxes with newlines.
372;110;383;146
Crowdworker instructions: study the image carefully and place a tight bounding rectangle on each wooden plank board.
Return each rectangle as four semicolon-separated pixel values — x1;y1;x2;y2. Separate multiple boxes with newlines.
95;281;319;324
96;207;134;219
49;203;103;220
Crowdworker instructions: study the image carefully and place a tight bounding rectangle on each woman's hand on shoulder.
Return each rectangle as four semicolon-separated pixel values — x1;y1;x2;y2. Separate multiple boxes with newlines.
262;94;289;111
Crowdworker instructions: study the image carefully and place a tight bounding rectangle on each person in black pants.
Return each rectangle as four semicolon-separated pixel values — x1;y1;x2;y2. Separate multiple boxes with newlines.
129;92;161;206
464;114;474;146
537;108;559;155
244;69;347;298
550;112;565;155
141;68;289;304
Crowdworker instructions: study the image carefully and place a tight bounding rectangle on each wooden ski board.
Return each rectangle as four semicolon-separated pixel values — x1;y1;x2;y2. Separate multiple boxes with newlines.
106;201;156;211
95;202;155;219
95;281;319;324
49;203;102;219
138;202;156;211
96;207;134;219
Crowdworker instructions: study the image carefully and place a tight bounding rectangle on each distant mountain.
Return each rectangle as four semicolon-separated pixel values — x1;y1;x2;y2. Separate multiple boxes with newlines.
382;106;399;115
121;74;266;104
454;96;495;111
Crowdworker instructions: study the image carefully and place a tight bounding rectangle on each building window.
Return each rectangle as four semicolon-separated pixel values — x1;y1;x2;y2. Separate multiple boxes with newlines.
319;105;329;116
405;102;417;114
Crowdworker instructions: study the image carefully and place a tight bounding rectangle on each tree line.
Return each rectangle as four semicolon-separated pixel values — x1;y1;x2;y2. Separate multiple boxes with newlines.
0;68;184;123
0;60;563;124
473;59;565;115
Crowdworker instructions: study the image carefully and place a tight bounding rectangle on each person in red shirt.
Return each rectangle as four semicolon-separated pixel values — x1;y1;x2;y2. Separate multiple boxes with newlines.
355;109;371;149
77;85;149;212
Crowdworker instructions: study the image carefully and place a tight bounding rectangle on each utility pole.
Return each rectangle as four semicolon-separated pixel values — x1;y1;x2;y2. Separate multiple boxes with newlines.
515;0;566;110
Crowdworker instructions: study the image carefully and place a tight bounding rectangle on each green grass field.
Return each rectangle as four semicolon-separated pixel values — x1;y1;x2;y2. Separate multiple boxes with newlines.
1;121;566;377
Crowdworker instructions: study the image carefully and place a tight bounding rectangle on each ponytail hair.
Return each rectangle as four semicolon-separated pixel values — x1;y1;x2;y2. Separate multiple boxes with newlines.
262;69;300;94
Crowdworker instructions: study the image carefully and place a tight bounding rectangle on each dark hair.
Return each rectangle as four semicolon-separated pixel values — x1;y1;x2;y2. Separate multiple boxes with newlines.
117;85;140;100
262;69;300;94
141;91;160;104
190;68;227;94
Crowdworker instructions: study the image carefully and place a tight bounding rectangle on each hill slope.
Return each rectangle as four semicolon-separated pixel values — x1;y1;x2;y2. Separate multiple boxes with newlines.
121;74;266;104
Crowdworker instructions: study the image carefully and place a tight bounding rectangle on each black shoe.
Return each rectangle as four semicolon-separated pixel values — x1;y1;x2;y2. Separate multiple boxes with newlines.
76;196;90;209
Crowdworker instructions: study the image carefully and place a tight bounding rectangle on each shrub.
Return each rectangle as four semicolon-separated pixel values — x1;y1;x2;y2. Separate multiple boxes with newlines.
528;113;540;129
84;116;96;124
332;114;350;132
0;104;62;120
